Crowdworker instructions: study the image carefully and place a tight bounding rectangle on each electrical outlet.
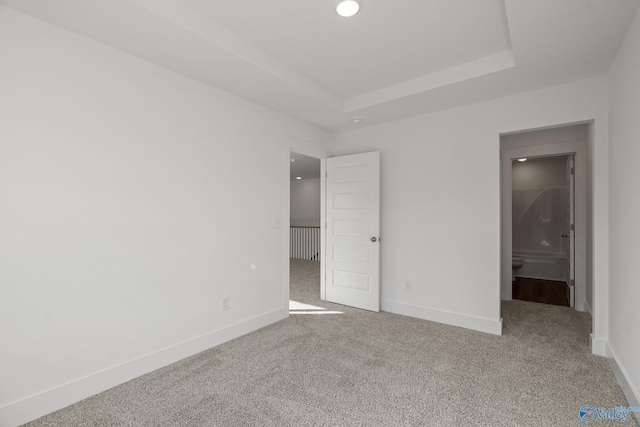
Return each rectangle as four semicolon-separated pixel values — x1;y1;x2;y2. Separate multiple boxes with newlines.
221;297;230;311
404;281;412;292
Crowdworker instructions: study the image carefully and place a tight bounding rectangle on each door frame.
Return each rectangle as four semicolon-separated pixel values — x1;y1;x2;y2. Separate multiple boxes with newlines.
282;135;329;310
501;137;588;311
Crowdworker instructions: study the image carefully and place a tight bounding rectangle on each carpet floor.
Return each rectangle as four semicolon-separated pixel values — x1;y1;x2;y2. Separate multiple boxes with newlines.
24;260;636;426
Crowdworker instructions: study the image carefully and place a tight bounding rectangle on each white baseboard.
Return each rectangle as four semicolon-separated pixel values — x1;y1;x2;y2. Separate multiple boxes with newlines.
0;308;288;427
590;334;609;357
607;344;640;408
381;299;503;335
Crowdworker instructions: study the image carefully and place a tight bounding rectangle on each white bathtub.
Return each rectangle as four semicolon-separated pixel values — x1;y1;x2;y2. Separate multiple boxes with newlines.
513;251;569;282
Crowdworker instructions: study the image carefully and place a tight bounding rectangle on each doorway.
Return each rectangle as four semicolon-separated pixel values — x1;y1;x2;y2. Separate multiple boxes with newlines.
282;138;381;314
289;152;322;310
500;123;591;313
510;154;574;307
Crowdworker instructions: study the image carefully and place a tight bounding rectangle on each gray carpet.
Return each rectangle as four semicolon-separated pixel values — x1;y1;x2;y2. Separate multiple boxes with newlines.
24;260;636;426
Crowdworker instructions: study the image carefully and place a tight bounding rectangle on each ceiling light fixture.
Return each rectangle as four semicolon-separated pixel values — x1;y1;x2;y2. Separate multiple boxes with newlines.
290;158;296;162
351;117;362;124
336;0;361;17
296;176;302;180
518;158;528;162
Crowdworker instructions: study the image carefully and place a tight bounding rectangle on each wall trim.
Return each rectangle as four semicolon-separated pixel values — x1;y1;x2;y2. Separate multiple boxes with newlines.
607;344;640;408
382;299;503;336
590;333;609;357
0;308;288;427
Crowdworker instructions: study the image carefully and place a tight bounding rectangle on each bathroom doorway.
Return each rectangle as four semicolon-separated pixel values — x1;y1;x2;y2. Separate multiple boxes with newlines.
500;124;591;313
510;154;574;307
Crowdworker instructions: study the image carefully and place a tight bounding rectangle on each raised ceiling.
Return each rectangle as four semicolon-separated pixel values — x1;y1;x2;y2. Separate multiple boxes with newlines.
183;0;513;99
2;0;639;131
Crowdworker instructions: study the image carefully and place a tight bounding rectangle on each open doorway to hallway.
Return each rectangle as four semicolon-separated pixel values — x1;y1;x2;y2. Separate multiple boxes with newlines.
289;152;325;313
286;149;381;313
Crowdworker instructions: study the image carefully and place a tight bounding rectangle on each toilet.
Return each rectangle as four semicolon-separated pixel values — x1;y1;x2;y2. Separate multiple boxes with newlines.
512;256;523;269
512;256;523;281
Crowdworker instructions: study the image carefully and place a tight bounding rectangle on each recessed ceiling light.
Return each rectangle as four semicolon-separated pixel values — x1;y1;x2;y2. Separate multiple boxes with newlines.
351;117;362;124
296;176;302;180
290;158;296;162
336;0;361;17
518;158;527;162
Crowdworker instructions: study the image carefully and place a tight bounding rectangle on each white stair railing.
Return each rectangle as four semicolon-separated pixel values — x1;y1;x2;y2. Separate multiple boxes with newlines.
290;226;321;261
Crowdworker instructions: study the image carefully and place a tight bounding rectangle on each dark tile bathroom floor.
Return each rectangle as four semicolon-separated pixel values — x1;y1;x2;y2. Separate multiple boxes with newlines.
512;277;570;307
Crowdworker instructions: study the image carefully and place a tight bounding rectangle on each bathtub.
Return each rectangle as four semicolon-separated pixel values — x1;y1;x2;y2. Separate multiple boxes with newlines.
513;251;569;283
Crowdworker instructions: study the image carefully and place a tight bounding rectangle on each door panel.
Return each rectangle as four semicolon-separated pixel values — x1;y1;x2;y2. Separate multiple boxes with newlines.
325;152;380;312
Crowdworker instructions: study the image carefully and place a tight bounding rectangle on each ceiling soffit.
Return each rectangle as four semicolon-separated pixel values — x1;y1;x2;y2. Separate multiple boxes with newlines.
133;0;514;114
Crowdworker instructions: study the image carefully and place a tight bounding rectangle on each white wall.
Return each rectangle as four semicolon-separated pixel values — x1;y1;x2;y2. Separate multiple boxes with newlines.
0;7;328;426
290;178;321;227
607;6;640;406
329;77;609;339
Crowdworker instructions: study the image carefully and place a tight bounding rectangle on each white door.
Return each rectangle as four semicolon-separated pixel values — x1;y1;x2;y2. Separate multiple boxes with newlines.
325;151;380;312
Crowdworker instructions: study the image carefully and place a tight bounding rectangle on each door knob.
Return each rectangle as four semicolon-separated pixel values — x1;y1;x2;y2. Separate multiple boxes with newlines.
371;237;378;242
